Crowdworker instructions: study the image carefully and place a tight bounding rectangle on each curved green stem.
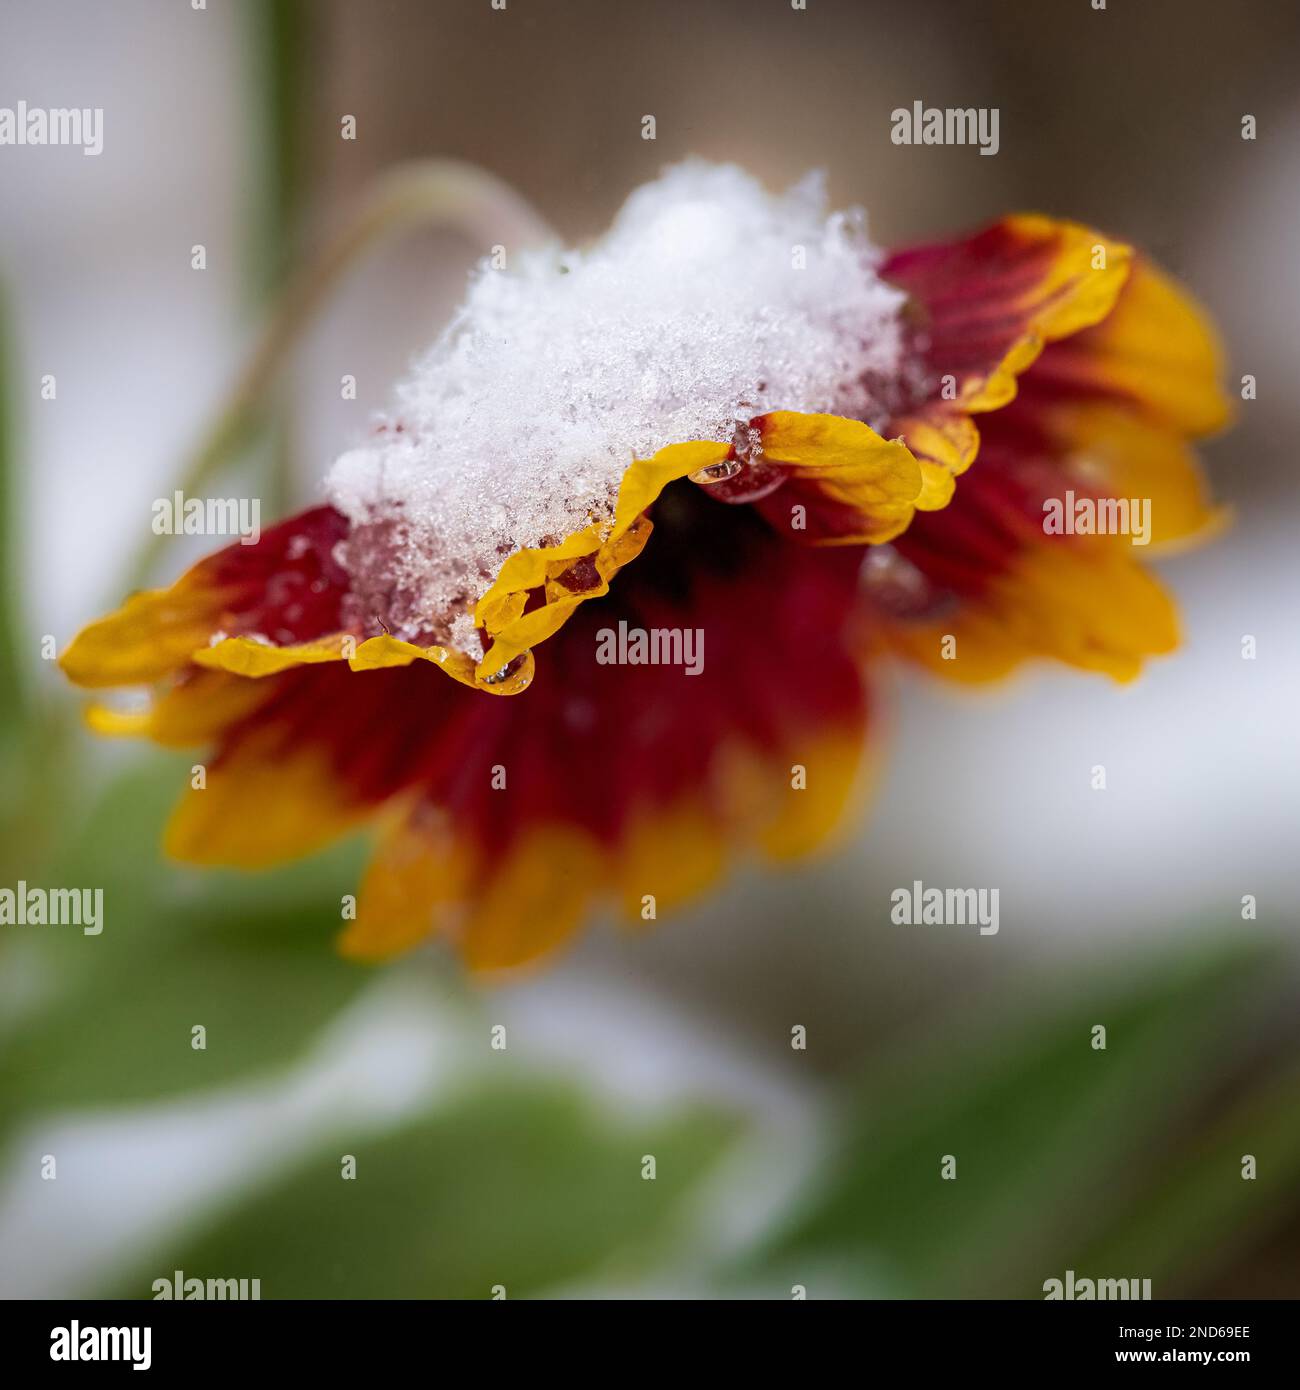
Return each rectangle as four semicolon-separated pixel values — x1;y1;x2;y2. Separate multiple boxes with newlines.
122;159;556;592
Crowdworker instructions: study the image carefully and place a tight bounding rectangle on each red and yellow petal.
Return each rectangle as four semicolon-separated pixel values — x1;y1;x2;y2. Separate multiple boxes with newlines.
1031;399;1226;553
888;532;1180;684
883;213;1133;416
60;580;238;689
56;199;1231;973
162;485;877;972
459;827;605;972
165;735;371;867
60;506;351;689
62;421;920;701
471;439;731;681
749;411;924;546
888;412;981;513
341;806;478;962
1022;257;1231;437
880;235;1228;684
86;668;275;746
475;419;925;676
878;214;1133;510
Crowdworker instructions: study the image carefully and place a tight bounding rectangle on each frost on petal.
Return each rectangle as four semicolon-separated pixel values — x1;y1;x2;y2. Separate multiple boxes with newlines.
326;160;907;650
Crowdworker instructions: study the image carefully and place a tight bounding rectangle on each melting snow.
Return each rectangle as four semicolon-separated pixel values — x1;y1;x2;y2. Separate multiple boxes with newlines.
326;160;906;648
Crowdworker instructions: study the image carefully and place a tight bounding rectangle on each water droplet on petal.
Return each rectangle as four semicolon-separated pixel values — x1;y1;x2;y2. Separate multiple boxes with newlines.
701;460;785;504
482;651;532;691
859;546;951;620
689;457;744;485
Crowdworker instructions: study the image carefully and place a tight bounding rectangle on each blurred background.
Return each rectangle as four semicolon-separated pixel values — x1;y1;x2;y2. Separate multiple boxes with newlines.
1;0;1298;1298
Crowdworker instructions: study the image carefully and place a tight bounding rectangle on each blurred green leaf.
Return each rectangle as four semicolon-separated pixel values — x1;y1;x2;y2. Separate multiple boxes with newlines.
1077;1059;1300;1293
46;749;369;934
0;279;20;727
0;276;100;1060
745;938;1285;1297
106;1082;738;1299
0;750;373;1117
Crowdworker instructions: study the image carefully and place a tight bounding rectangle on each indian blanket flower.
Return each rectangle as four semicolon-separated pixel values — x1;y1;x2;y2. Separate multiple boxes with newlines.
60;162;1229;971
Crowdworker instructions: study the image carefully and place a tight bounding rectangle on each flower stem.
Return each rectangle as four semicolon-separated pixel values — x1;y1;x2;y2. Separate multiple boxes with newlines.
122;159;556;592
